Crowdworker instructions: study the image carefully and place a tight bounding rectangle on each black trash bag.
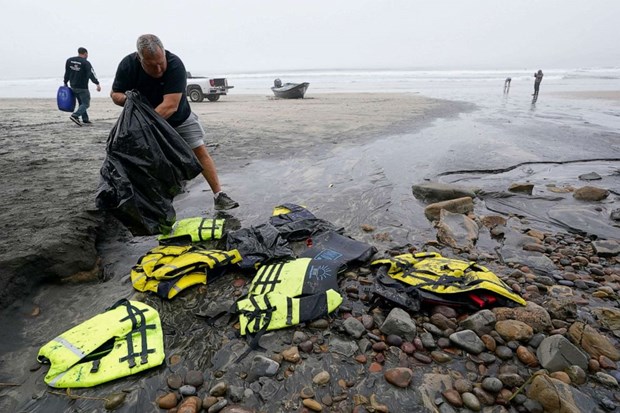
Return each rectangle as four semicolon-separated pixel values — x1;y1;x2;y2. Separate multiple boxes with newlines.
95;91;203;236
269;203;343;242
225;223;294;269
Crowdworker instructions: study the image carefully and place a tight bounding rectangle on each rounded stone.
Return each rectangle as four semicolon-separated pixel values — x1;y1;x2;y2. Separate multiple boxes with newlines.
495;346;514;360
185;370;204;387
179;384;196;396
384;367;413;388
313;371;331;386
386;334;403;347
461;392;481;411
481;377;503;393
157;392;178;409
303;398;323;412
167;373;183;390
300;387;315;399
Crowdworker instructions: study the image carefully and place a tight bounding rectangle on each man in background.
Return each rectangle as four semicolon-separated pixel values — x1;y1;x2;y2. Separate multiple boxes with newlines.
64;47;101;126
533;70;544;98
110;34;239;211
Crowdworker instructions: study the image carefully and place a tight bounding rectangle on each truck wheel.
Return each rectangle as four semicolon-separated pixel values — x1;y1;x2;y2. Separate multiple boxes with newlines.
189;88;204;102
206;94;220;102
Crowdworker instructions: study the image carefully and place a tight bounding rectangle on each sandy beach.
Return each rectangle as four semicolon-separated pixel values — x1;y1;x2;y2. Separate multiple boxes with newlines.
1;89;620;412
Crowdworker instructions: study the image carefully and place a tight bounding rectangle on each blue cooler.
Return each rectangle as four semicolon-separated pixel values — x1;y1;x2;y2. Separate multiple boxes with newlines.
57;86;76;112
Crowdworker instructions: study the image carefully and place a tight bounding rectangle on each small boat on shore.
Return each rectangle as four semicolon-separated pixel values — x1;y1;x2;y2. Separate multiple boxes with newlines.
271;78;309;99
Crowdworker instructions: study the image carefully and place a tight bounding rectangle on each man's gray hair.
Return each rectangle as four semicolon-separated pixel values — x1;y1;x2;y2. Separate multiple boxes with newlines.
136;34;164;59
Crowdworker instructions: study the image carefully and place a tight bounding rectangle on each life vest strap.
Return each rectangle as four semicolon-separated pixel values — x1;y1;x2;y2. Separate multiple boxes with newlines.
114;301;158;368
197;218;219;241
251;261;285;295
236;295;278;361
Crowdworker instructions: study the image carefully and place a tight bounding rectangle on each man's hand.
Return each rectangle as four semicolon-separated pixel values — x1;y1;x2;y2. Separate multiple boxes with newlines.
96;84;101;92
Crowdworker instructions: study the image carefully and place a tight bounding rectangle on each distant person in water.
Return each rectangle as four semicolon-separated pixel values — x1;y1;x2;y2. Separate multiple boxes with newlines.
503;77;511;94
64;47;101;126
533;70;544;97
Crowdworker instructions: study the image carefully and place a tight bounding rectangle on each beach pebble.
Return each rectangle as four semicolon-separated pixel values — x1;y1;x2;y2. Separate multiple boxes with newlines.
384;367;413;388
180;385;197;396
300;387;315;399
185;370;204;387
282;346;301;363
209;381;228;397
302;398;323;412
481;377;503;393
442;389;462;407
104;392;126;410
168;373;183;389
207;398;227;413
157;392;178;409
313;371;331;386
461;392;481;411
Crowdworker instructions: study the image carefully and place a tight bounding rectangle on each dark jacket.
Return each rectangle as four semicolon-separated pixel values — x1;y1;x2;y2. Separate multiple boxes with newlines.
64;56;99;89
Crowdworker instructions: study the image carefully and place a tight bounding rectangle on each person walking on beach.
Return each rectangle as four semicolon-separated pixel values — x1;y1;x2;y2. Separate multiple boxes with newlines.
64;47;101;126
533;70;544;98
503;77;512;94
110;34;239;211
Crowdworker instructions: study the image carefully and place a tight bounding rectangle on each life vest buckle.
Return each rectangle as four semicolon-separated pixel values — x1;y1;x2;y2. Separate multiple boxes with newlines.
90;360;100;373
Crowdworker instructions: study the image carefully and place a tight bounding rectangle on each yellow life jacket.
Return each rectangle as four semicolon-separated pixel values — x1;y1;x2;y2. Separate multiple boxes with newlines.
131;245;242;299
236;258;344;336
158;217;225;244
371;252;526;306
37;300;165;388
237;289;343;335
249;258;340;297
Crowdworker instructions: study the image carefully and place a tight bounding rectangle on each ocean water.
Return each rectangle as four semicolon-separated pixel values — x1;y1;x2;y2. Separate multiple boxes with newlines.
1;67;618;100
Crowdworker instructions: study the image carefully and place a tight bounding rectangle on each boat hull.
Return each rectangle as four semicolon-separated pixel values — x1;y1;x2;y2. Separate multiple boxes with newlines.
271;82;310;99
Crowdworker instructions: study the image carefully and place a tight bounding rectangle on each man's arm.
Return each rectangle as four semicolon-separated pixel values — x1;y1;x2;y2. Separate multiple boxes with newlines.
110;91;127;107
155;93;183;119
63;59;70;86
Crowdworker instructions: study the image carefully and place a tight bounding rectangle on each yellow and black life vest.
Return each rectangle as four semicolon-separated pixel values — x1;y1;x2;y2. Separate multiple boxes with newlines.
37;300;165;388
371;252;526;307
248;257;340;297
131;245;242;299
236;258;343;336
237;289;342;335
158;217;225;244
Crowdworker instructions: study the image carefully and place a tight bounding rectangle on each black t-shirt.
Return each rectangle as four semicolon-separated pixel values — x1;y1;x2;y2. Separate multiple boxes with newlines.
111;50;190;127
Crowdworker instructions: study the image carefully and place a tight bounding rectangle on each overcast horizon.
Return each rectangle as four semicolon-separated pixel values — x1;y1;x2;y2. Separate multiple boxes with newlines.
2;0;618;80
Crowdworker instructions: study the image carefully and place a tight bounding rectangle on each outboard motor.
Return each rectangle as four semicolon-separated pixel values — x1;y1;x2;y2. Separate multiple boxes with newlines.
273;78;282;88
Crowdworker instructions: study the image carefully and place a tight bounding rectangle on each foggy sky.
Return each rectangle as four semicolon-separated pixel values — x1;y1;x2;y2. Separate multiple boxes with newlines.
2;0;618;80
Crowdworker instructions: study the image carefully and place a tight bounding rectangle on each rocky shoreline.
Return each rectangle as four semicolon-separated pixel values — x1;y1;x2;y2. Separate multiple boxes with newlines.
2;94;620;413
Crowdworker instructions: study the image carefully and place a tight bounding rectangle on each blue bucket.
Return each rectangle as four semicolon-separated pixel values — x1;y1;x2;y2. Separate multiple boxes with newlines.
57;86;76;112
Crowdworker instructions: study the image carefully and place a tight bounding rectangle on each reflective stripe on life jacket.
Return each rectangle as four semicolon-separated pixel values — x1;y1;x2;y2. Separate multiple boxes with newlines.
158;217;225;244
237;289;343;335
371;253;526;306
131;245;242;299
37;300;165;388
249;258;341;297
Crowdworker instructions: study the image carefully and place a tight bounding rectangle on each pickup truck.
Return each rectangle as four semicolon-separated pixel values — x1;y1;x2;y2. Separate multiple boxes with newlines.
186;72;234;102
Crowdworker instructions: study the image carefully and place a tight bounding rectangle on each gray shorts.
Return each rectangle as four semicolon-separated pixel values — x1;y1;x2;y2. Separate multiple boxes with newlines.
174;112;205;149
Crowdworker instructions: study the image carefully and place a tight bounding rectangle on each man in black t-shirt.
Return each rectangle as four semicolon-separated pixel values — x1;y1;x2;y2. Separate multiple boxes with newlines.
64;47;101;126
110;34;238;211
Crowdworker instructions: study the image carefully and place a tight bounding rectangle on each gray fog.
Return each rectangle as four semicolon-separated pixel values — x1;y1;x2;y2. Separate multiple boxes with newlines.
1;0;618;79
